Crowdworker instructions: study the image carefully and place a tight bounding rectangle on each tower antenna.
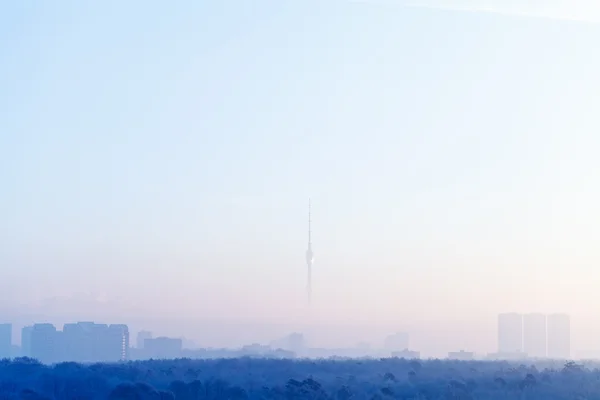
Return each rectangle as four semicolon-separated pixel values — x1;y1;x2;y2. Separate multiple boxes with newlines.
308;199;312;245
305;199;314;306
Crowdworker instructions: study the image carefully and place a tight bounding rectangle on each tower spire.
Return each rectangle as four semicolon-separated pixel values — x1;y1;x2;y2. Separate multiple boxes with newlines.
305;199;314;306
308;199;312;247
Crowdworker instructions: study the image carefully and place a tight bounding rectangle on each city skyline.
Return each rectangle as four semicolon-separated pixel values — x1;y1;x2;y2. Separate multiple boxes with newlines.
497;312;571;360
0;295;591;358
0;312;579;361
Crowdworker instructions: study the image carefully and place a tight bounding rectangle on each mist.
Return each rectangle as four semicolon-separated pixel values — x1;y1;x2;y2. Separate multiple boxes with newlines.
3;0;600;364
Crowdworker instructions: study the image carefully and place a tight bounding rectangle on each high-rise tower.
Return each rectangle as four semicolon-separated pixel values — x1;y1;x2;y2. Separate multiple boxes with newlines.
305;199;314;305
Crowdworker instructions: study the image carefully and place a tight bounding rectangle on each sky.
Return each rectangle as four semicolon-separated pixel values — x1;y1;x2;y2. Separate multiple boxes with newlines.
2;1;600;356
403;0;600;22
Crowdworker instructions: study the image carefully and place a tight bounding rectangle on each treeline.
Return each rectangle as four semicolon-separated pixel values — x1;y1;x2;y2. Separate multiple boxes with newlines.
0;357;598;399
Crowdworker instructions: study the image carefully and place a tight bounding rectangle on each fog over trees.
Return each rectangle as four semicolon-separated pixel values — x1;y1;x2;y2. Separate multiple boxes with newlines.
0;357;598;399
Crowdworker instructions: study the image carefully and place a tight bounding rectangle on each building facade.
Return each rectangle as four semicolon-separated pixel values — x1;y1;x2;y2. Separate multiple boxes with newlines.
31;324;58;364
29;322;130;364
62;322;107;362
105;324;129;361
21;326;33;357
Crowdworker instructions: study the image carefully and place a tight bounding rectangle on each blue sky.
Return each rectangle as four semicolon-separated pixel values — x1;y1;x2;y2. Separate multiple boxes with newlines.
3;1;600;354
405;0;600;22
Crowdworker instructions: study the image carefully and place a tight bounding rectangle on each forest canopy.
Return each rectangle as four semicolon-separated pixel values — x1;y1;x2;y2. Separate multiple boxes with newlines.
0;357;595;399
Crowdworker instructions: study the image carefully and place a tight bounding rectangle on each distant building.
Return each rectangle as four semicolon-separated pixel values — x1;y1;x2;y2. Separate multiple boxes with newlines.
287;333;305;354
144;337;182;359
391;349;420;359
448;350;474;361
384;332;409;352
547;314;570;359
136;330;152;349
0;323;11;358
240;343;273;357
498;313;523;353
523;313;547;358
62;322;119;362
270;333;305;356
181;337;195;349
21;326;33;357
31;323;57;364
63;322;93;362
105;324;129;361
29;321;129;363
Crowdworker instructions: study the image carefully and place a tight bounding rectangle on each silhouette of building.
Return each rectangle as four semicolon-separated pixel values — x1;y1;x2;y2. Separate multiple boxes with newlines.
31;323;57;364
105;324;130;361
498;313;523;354
21;326;33;357
523;313;547;358
547;313;570;359
181;337;195;349
29;322;129;363
136;330;152;349
271;332;305;356
240;343;272;357
0;323;11;358
144;337;182;359
384;332;409;352
63;322;92;362
448;350;474;360
62;322;114;362
288;332;305;354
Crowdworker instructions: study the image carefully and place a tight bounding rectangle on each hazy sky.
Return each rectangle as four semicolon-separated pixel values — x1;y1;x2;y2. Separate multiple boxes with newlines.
3;1;600;356
405;0;600;22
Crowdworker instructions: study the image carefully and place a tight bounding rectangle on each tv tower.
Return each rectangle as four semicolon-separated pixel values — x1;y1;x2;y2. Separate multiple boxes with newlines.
305;199;314;305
